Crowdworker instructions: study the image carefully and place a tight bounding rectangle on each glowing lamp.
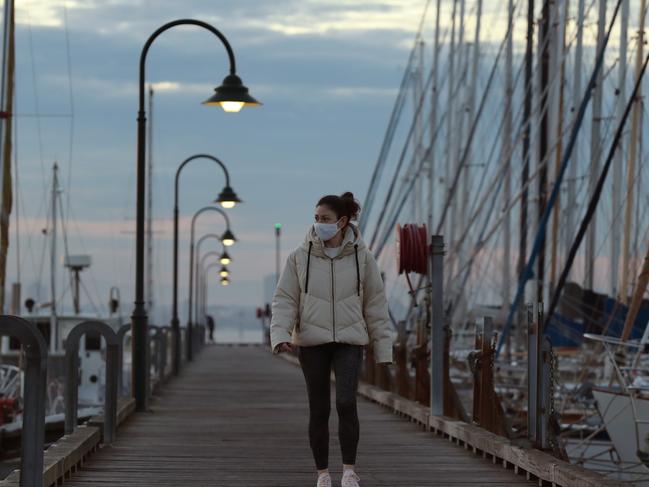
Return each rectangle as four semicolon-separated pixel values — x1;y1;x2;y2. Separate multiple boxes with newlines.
203;74;262;112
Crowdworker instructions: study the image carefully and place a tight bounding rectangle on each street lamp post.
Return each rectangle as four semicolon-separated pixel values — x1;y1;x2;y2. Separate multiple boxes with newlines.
133;19;260;411
199;259;231;327
172;155;240;376
194;238;230;329
188;206;236;361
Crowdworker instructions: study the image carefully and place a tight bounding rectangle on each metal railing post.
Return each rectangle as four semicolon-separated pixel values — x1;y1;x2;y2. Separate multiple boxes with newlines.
527;303;538;445
0;315;48;487
65;321;119;444
159;326;170;379
148;325;161;398
430;235;445;416
539;335;552;449
117;324;131;396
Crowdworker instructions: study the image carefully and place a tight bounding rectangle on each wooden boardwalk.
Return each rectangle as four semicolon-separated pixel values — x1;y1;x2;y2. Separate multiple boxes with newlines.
64;344;535;486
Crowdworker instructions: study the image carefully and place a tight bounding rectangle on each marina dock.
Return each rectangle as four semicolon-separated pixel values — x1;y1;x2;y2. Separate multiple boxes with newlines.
58;344;536;487
3;0;649;484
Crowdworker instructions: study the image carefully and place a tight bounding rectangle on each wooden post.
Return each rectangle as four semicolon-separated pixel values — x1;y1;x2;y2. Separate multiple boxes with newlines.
414;315;430;404
539;336;552;449
528;303;551;448
470;316;509;436
395;320;411;398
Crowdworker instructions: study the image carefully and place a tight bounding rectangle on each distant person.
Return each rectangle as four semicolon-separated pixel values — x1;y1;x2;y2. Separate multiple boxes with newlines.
206;315;215;343
270;192;395;487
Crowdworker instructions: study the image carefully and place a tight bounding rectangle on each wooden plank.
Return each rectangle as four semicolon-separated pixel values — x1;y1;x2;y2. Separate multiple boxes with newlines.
86;396;136;443
0;425;100;487
61;345;535;486
354;376;620;487
280;353;618;487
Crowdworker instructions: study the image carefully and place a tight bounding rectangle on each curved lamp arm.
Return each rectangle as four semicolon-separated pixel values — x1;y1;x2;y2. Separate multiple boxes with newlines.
200;250;224;268
195;234;223;263
140;19;236;113
204;262;223;274
174;154;232;209
188;206;233;329
191;206;231;236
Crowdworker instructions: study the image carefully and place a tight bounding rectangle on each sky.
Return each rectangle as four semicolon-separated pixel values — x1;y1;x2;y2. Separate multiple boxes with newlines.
7;0;645;326
5;0;428;320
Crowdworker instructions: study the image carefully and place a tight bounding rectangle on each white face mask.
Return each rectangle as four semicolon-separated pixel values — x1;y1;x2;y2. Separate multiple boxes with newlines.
314;219;341;242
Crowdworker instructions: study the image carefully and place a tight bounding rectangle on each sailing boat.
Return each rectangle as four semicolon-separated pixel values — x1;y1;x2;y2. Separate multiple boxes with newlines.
0;2;128;457
358;0;649;481
0;163;126;457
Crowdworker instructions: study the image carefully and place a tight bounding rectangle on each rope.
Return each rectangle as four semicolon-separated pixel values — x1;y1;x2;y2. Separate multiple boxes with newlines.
396;224;428;297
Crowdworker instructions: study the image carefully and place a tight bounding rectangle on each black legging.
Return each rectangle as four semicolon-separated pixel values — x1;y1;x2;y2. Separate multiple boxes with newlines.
298;342;363;470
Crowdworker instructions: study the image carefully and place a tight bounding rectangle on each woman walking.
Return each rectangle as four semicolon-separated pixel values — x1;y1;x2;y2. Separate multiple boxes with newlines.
270;192;395;487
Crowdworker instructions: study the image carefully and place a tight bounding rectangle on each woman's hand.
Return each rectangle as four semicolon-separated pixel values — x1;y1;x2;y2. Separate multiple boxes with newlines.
276;342;295;353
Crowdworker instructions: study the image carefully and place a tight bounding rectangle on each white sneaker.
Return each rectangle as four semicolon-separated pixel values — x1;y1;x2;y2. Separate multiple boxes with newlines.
317;472;332;487
341;470;360;487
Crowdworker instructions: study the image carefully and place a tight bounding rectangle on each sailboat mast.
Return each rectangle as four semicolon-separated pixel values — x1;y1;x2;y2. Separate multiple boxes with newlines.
0;0;14;314
518;0;534;314
448;0;467;292
428;0;442;235
413;41;424;223
620;0;647;304
51;162;59;352
460;0;482;276
611;0;629;296
550;0;569;296
502;0;515;355
585;0;607;291
537;0;552;303
565;0;585;277
444;0;458;240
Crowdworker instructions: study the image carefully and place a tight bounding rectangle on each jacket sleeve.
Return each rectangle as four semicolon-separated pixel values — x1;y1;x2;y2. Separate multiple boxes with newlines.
362;251;395;364
270;251;300;354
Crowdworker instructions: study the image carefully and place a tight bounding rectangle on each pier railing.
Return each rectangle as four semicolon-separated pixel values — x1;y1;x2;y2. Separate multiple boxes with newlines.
0;316;48;487
0;316;200;487
64;321;120;445
264;233;619;486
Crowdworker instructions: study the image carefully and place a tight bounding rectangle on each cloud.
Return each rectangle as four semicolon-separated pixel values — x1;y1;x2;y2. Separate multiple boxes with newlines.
240;0;424;36
45;72;398;101
17;0;132;28
324;86;398;98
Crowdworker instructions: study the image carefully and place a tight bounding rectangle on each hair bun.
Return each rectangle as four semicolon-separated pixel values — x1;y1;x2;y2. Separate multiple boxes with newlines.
317;192;361;222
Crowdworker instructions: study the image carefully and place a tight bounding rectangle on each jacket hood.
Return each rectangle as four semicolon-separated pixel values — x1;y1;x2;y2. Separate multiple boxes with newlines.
302;222;366;258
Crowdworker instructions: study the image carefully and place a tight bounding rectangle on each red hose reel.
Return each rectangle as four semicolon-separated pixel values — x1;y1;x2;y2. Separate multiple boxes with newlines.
396;223;428;295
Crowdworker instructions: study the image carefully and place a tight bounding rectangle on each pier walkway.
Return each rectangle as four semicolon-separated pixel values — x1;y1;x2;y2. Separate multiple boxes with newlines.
61;344;534;487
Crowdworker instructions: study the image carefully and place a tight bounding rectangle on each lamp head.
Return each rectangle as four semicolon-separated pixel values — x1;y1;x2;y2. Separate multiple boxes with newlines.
219;250;232;265
221;229;237;247
220;276;230;286
216;185;242;209
219;266;230;278
203;74;262;113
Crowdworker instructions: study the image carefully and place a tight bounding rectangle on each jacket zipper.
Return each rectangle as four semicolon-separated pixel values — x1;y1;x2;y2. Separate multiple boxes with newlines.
331;258;336;341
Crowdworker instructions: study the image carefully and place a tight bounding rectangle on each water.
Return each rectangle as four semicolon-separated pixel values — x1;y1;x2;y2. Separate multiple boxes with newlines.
209;321;265;344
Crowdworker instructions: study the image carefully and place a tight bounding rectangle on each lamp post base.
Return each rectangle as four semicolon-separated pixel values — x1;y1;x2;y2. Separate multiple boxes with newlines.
171;317;181;375
186;321;194;362
131;304;149;412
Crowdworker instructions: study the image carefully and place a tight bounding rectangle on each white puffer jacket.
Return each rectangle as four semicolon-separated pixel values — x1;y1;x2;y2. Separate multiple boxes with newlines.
270;224;395;364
